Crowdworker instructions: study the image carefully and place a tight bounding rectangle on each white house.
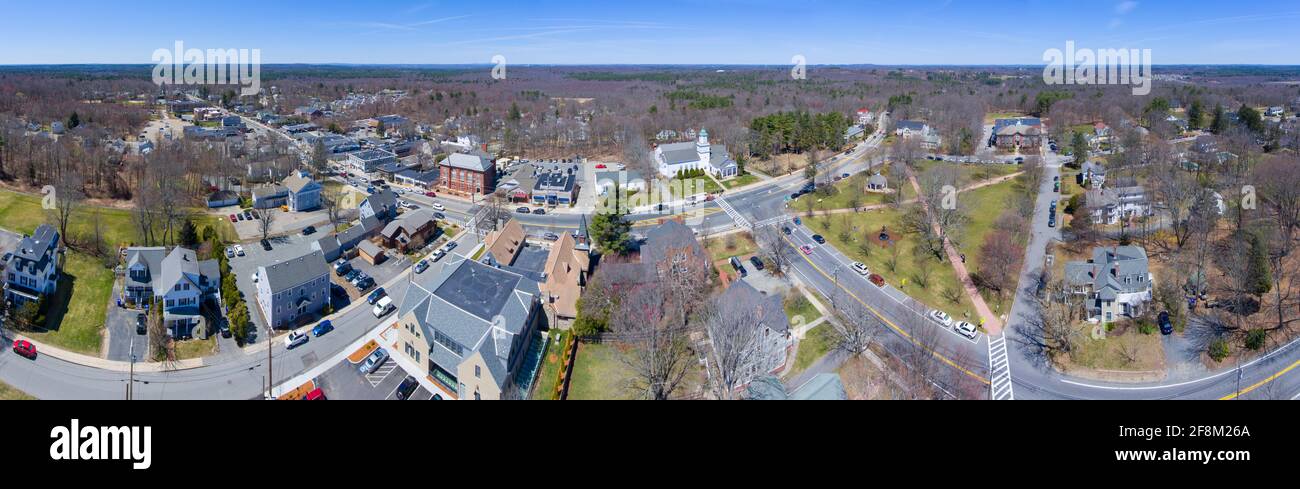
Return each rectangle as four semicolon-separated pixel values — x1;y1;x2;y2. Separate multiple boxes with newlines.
3;224;61;306
653;129;738;178
1087;186;1151;225
1064;246;1153;323
122;247;220;338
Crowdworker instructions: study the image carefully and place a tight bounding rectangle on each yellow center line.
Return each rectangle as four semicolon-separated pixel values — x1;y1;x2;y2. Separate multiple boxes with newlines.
1219;358;1300;400
783;235;991;385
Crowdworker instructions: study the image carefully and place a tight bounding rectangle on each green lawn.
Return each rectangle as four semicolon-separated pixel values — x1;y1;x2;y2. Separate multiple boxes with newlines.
721;174;761;189
806;207;974;320
663;177;723;198
173;336;217;360
702;233;758;262
0;189;234;356
951;176;1030;314
529;331;568;400
26;252;115;355
792;172;899;212
784;293;823;327
792;324;836;375
911;160;1020;189
567;342;636;400
0;381;35;400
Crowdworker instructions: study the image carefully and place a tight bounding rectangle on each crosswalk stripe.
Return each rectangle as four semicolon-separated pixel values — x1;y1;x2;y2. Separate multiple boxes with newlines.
987;333;1014;400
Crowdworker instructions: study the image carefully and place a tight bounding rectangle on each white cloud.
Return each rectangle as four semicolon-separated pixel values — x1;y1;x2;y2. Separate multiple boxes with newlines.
1115;1;1139;15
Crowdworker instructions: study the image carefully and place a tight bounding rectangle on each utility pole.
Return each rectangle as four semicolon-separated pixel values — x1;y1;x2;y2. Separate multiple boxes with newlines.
267;325;273;400
127;340;135;400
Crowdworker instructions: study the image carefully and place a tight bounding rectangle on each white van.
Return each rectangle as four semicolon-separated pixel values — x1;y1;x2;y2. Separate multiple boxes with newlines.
372;296;395;318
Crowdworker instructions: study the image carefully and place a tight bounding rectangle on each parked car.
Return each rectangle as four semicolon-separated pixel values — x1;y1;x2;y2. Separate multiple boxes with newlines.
244;211;254;220
1;252;11;264
284;332;308;350
395;376;420;400
729;257;748;277
749;256;765;271
533;208;547;215
367;288;387;305
260;239;272;251
312;320;334;337
302;226;317;236
334;261;353;276
220;322;231;338
868;274;887;288
305;388;327;400
414;260;430;274
355;276;376;291
250;272;259;284
344;269;361;282
954;321;979;339
431;249;447;262
1159;311;1173;335
12;340;37;360
373;296;395;318
516;207;531;214
359;348;389;374
852;262;870;275
136;313;147;335
800;245;815;255
235;245;245;257
929;310;954;328
225;247;236;259
229;214;239;223
237;213;246;221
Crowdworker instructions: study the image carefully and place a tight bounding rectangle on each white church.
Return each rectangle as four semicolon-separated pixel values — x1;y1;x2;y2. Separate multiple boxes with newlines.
654;129;738;179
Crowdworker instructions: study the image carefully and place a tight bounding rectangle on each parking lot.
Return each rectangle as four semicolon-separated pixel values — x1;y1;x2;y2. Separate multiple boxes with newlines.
227;230;336;338
313;351;438;400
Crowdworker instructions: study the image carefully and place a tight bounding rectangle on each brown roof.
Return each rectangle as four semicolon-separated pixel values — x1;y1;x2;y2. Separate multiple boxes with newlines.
540;233;590;319
483;220;526;265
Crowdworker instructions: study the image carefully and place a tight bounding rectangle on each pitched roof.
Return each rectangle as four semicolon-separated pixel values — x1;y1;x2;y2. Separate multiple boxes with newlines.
483;220;527;266
716;280;789;335
639;220;702;267
444;152;493;172
11;224;60;275
540;233;590;318
281;172;317;193
258;250;328;294
397;259;540;387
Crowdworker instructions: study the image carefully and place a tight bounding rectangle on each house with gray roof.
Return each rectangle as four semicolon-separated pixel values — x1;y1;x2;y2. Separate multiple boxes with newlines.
255;250;330;330
121;247;220;338
1086;186;1150;225
4;224;61;306
281;170;322;212
709;281;791;388
393;258;543;400
359;189;399;222
1063;246;1153;323
347;148;397;174
653;129;737;179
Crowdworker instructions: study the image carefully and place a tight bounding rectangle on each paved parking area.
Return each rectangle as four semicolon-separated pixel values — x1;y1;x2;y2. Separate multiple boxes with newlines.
104;280;150;361
313;352;435;400
228;232;325;338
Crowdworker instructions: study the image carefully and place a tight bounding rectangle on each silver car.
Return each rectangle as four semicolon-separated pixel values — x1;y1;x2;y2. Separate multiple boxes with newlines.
359;348;389;374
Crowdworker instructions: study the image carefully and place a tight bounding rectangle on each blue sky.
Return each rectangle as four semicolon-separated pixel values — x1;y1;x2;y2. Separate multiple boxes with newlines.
1;0;1298;65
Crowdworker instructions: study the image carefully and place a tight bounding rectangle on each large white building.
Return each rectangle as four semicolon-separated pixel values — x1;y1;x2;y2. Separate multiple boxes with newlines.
654;129;737;179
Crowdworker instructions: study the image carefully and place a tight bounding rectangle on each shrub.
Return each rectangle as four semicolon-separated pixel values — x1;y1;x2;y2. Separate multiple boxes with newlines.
1245;329;1267;351
1208;339;1230;362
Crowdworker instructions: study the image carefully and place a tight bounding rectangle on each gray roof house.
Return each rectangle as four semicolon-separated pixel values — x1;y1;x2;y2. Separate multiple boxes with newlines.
256;250;330;330
710;281;792;387
653;129;737;179
281;170;322;212
1064;246;1153;322
359;189;399;222
4;224;61;305
394;258;543;400
1086;186;1150;225
122;247;220;338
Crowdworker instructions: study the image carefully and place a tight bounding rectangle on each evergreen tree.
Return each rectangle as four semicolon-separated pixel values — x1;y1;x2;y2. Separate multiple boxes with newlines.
1187;100;1204;130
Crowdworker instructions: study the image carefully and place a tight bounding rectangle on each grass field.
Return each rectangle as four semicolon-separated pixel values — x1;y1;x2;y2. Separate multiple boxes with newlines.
951;174;1031;313
1065;323;1165;372
806;207;975;319
911;160;1020;189
702;232;758;262
173;336;218;360
792;172;902;212
0;188;235;356
721;174;761;189
0;381;35;400
784;292;823;326
567;342;636;400
25;252;115;355
529;331;567;400
792;324;836;375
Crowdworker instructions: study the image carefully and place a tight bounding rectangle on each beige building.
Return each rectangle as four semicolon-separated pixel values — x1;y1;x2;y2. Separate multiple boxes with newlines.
393;257;542;400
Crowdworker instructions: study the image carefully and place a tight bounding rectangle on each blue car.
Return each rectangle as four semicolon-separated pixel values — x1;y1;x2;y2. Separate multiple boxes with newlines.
312;320;334;337
367;288;387;305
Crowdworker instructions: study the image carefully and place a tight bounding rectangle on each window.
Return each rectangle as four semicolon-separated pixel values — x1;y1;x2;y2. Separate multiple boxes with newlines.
475;365;481;378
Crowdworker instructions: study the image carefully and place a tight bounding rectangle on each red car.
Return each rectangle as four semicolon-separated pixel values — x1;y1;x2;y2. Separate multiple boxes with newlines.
12;340;37;360
228;214;238;223
869;274;887;288
800;245;815;256
595;164;607;169
305;388;326;400
424;192;437;198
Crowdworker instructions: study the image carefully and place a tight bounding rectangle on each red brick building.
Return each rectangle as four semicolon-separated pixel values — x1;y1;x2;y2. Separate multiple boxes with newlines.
439;152;497;198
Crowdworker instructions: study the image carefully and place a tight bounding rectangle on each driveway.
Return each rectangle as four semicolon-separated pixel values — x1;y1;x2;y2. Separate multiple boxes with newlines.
104;280;149;362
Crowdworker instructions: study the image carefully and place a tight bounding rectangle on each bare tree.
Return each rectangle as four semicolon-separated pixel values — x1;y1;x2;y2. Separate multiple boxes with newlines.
756;225;792;276
826;287;881;356
322;184;344;228
614;284;694;400
49;170;85;243
703;299;781;400
259;208;277;242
